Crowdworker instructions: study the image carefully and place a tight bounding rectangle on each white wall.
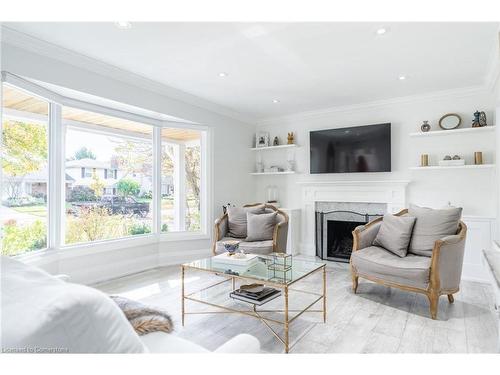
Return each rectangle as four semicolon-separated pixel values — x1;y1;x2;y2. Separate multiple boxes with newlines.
1;41;256;284
256;90;497;217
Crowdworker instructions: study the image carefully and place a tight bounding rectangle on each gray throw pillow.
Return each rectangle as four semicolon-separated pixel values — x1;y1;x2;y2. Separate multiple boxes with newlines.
373;214;416;257
408;204;462;257
246;212;277;242
227;205;265;238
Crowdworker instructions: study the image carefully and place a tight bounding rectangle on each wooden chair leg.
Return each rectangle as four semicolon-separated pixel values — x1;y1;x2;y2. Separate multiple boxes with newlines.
428;292;439;320
447;294;454;303
352;274;359;294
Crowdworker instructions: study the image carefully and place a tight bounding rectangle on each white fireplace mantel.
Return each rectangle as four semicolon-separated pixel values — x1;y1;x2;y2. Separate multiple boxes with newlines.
299;180;411;256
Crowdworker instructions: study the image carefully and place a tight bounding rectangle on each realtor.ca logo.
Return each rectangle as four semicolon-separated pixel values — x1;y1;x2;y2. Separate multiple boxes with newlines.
2;347;69;353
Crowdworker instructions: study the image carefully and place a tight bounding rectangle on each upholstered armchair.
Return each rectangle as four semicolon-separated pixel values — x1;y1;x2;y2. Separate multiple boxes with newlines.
211;203;289;255
350;209;467;319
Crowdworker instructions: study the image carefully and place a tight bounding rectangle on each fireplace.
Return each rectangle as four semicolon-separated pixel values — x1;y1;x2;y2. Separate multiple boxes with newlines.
315;202;386;262
327;219;366;260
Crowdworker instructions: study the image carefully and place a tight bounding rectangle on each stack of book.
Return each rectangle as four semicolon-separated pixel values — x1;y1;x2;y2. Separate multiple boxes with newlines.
230;284;281;306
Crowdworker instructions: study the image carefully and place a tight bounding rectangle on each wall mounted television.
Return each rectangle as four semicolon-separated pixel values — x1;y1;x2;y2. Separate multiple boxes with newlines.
310;123;391;173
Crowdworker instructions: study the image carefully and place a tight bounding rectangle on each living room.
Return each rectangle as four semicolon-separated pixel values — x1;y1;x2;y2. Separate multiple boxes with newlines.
1;0;500;373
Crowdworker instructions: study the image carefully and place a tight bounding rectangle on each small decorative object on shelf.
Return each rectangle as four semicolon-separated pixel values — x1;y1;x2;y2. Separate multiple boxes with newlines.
223;240;240;256
287;132;295;144
472;111;481;127
267;253;293;283
478;111;487;127
264;166;283;173
255;161;264;173
256;131;270;148
266;185;279;205
286;160;295;172
439;113;461;130
474;151;483;165
420;120;431;132
273;136;280;146
420;154;429;167
439;155;465;167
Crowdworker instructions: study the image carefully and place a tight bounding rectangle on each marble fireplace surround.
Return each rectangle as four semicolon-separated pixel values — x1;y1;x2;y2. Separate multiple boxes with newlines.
298;180;411;256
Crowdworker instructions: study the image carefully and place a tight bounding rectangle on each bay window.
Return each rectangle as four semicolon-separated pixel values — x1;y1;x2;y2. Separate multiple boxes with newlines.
63;107;154;245
1;84;49;256
161;127;203;233
1;74;209;257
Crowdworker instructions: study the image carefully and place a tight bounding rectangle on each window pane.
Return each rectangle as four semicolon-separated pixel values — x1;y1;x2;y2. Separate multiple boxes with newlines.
1;85;49;256
63;107;153;245
161;127;202;232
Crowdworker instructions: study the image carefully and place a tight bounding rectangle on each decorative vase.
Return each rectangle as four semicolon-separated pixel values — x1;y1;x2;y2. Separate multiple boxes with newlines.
420;121;431;132
223;240;240;255
474;152;483;165
420;154;429;167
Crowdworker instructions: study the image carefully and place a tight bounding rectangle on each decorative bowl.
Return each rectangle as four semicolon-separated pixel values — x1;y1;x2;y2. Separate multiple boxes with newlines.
223;240;240;255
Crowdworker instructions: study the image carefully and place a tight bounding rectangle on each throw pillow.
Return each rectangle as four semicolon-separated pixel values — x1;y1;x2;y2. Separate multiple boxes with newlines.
110;295;173;336
373;214;416;257
227;205;265;238
246;211;277;241
408;204;462;257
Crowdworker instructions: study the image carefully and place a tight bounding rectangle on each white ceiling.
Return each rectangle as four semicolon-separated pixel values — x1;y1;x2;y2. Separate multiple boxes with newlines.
4;22;499;121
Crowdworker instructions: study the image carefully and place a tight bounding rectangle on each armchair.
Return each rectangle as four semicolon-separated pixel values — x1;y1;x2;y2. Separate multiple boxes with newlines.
350;209;467;320
211;203;289;255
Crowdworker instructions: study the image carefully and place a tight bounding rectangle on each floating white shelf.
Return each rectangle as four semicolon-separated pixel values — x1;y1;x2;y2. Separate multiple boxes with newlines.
250;171;296;175
410;164;495;170
250;144;298;151
409;126;495;137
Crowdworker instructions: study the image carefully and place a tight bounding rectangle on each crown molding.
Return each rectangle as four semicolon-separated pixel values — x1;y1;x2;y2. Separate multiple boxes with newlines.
258;84;490;125
0;26;256;126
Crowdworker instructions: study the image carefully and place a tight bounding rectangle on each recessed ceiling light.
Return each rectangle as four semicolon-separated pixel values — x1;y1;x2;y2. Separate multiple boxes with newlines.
115;22;132;29
398;75;407;80
375;27;390;36
218;72;228;77
272;99;280;103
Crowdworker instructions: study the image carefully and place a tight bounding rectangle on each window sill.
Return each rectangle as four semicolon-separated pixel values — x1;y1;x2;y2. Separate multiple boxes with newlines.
160;231;210;242
13;248;57;265
57;234;158;258
9;232;210;265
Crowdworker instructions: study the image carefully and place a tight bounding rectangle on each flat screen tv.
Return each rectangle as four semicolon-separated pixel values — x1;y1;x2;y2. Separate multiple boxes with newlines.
310;123;391;173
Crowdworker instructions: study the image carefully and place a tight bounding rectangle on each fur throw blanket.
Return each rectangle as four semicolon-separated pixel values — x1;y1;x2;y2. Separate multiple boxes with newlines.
110;295;173;335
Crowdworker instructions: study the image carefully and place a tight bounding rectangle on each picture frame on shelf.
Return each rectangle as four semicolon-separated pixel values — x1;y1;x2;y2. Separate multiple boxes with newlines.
256;131;270;148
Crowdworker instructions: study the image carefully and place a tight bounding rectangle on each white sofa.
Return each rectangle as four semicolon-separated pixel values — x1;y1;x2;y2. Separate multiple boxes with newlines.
1;256;260;353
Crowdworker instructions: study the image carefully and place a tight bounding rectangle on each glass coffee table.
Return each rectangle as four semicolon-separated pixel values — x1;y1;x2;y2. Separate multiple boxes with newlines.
181;254;326;353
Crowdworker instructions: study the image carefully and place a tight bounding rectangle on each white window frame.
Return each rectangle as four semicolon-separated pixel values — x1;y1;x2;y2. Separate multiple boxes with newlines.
1;71;211;258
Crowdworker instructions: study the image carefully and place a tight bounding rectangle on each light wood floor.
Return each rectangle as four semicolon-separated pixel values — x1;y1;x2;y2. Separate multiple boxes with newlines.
94;261;498;353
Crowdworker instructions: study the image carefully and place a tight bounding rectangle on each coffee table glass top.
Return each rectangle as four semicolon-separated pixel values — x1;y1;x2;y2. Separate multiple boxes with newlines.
183;254;325;285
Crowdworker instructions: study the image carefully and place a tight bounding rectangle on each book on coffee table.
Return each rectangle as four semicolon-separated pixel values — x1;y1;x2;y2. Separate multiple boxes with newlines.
230;285;281;306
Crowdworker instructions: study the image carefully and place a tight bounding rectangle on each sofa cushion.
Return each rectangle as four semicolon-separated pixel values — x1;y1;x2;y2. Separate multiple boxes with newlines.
246;211;277;241
373;214;416;257
351;246;432;289
227;205;265;238
1;256;146;353
216;237;273;255
408;204;462;257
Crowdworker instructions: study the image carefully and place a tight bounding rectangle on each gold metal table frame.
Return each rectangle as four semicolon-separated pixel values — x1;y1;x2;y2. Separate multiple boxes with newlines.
181;263;327;353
